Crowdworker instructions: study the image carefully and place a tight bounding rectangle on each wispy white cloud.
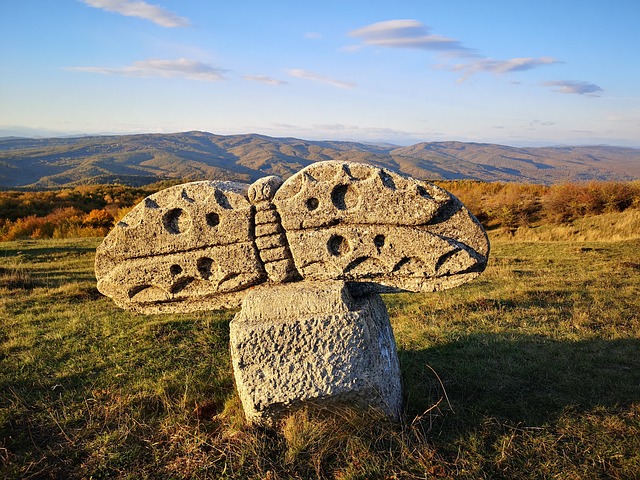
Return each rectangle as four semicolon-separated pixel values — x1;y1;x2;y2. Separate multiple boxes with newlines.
605;109;640;124
304;32;323;40
530;119;556;126
348;19;570;92
68;58;227;81
339;44;364;54
542;80;603;96
287;69;355;89
243;75;287;86
450;57;561;81
81;0;190;28
349;19;473;55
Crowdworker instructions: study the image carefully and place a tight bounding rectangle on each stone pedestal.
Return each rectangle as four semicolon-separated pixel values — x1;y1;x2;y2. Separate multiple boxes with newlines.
229;281;402;425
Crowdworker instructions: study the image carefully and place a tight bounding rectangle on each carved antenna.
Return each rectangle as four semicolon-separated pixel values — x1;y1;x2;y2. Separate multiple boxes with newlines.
248;176;301;283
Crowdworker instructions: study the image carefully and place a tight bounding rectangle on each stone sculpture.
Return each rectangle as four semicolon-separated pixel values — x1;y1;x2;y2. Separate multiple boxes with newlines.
96;160;489;424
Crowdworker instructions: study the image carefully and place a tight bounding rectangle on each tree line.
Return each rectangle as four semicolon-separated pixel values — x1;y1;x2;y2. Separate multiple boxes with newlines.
1;180;639;241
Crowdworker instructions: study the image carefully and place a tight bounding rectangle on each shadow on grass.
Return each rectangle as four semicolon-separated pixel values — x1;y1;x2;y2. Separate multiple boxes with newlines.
1;313;236;479
400;334;640;428
0;242;97;259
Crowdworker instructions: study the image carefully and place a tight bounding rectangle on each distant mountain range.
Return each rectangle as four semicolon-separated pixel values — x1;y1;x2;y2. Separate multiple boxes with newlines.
1;131;639;188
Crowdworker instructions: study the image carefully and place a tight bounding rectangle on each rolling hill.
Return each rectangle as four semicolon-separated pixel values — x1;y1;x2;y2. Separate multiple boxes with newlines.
1;131;638;188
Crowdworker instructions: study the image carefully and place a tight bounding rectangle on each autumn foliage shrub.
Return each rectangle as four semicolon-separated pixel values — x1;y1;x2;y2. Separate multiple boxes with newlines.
0;207;115;240
541;181;638;223
0;184;150;240
1;180;639;240
0;184;150;222
439;180;640;230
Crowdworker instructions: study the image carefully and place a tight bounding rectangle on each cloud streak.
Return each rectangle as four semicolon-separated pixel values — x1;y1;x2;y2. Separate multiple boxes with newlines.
542;80;603;96
243;75;287;86
81;0;190;28
450;57;561;81
287;69;355;89
349;19;473;55
69;58;227;81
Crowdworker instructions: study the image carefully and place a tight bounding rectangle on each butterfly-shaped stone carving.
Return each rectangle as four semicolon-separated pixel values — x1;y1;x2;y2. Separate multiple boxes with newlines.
96;161;489;313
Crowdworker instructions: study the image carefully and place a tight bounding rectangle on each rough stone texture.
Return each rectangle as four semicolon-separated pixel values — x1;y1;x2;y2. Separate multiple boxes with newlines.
95;160;490;424
230;281;402;425
275;162;452;228
284;224;483;294
247;175;299;284
274;161;489;293
96;161;489;312
95;180;266;313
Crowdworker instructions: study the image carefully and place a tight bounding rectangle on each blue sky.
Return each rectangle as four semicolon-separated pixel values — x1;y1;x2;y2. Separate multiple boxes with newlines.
1;0;639;146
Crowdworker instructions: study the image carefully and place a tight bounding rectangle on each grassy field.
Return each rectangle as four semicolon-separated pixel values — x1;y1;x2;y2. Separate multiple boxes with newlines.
1;235;639;479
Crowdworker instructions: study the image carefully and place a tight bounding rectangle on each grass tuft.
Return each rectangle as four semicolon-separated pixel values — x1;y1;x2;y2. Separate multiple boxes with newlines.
0;264;43;290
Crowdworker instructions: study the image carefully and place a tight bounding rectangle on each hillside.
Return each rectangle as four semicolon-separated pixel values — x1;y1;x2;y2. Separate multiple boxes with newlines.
1;131;639;188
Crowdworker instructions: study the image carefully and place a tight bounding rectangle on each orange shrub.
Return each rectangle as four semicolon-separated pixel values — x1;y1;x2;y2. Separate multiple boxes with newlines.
542;182;640;223
1;215;52;241
83;209;115;229
440;180;640;229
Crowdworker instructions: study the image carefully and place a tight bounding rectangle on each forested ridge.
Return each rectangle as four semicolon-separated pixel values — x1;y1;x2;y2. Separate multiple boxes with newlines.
2;132;639;188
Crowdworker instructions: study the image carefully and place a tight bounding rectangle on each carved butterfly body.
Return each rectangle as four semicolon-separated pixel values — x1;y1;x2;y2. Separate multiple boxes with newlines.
95;161;489;313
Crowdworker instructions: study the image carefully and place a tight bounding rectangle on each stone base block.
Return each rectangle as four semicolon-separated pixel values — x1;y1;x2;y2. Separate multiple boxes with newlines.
229;281;402;425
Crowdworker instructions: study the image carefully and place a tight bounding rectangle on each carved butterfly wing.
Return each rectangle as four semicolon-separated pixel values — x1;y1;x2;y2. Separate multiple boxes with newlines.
273;161;489;293
95;180;266;313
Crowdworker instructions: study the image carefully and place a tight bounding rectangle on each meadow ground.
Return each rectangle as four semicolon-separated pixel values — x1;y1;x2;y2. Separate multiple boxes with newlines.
0;235;639;479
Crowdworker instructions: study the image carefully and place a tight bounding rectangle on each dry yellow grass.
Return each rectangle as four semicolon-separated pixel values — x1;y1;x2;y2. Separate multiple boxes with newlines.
490;208;640;242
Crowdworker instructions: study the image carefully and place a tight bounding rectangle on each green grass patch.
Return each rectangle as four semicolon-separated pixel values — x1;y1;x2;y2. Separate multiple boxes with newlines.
1;238;639;478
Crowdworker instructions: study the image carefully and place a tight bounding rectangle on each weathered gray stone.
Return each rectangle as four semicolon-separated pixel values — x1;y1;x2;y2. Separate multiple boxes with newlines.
273;161;489;293
95;160;490;424
274;161;453;229
230;281;402;424
96;161;489;311
95;180;266;313
248;175;299;284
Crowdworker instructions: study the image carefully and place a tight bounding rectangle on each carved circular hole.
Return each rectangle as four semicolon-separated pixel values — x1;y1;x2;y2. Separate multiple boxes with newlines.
331;185;347;210
170;264;182;275
144;198;160;209
374;234;385;250
197;257;214;279
206;212;220;227
328;235;350;256
379;170;396;189
331;184;358;210
163;208;190;234
306;197;319;211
